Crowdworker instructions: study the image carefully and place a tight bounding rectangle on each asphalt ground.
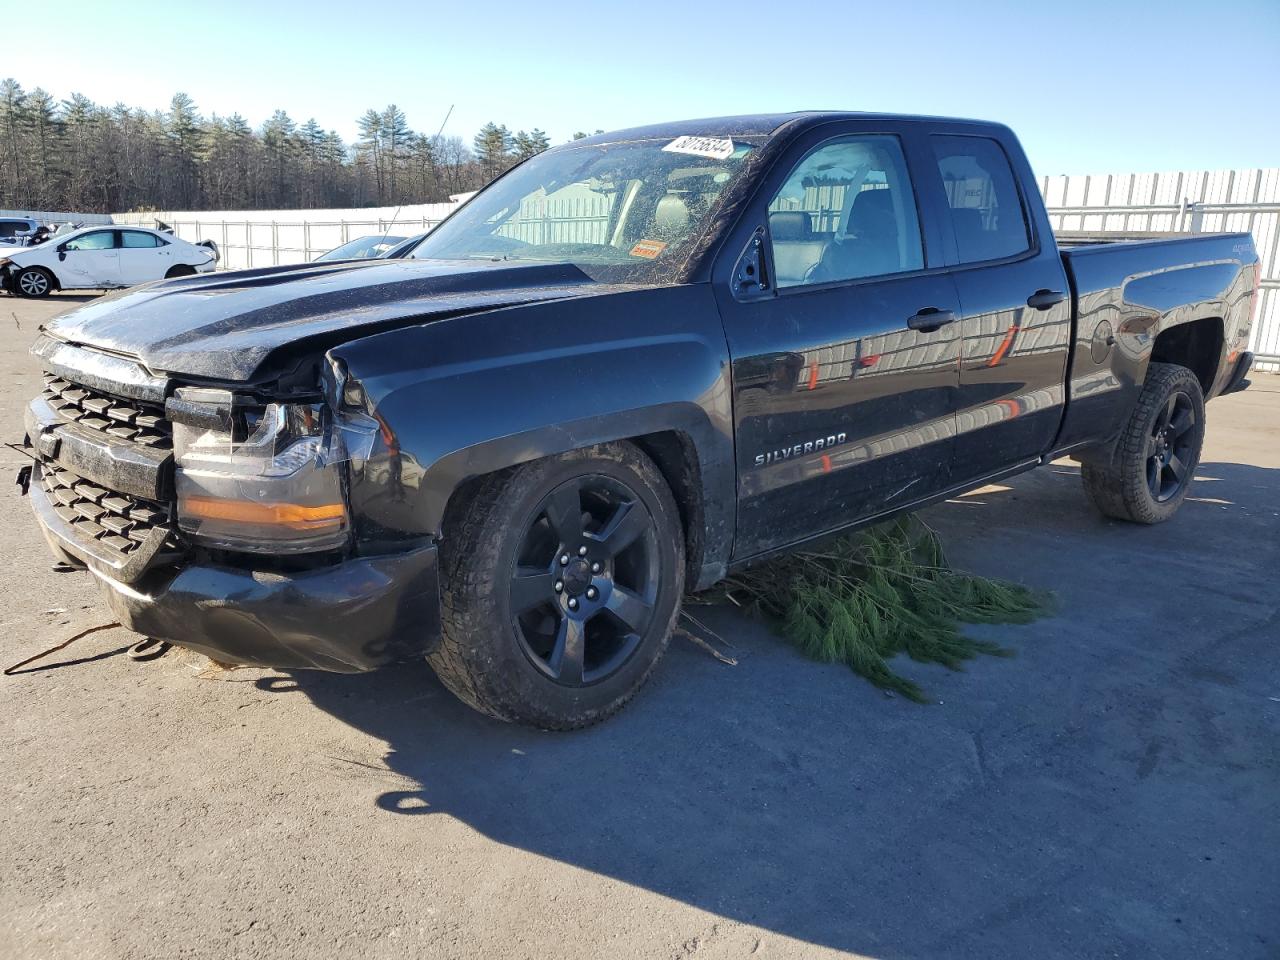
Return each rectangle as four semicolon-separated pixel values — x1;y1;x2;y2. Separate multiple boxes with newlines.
1;292;1276;959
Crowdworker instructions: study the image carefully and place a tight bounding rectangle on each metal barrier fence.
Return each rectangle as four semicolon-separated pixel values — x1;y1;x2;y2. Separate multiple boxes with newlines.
1042;169;1280;370
166;215;453;270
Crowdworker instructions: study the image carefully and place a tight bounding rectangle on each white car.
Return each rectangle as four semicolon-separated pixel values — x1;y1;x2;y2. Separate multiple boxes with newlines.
0;225;218;298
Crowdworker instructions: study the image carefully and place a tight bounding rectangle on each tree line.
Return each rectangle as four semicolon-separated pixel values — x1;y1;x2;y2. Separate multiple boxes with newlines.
0;80;600;214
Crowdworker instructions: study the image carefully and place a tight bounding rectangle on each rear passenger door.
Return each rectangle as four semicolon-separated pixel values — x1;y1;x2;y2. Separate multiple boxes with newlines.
118;230;171;284
927;130;1073;481
713;123;962;559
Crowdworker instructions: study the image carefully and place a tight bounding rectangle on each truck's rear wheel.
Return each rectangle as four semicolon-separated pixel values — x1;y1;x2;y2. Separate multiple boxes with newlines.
1081;362;1205;524
430;442;685;729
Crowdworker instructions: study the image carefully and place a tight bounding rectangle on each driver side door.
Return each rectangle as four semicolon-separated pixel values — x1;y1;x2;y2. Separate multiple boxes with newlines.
58;229;121;288
712;123;962;559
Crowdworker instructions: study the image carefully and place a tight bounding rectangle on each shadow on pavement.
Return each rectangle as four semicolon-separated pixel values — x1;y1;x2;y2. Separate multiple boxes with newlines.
3;292;101;304
266;458;1278;959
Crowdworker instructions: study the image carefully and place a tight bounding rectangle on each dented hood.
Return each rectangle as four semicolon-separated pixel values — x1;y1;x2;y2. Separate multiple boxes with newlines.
42;258;606;382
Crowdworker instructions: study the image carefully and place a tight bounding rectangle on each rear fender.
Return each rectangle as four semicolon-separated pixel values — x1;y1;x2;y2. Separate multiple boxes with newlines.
328;284;736;589
1057;254;1250;455
1122;261;1237;388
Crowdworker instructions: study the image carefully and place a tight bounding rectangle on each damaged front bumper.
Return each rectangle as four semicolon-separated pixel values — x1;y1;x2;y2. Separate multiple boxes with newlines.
26;452;441;673
95;544;442;673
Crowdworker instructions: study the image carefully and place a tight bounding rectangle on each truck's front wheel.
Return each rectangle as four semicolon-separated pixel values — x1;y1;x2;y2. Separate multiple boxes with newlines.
1081;362;1206;524
430;442;685;729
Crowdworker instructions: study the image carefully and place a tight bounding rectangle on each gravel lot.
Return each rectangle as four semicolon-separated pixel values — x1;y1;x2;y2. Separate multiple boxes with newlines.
1;293;1277;960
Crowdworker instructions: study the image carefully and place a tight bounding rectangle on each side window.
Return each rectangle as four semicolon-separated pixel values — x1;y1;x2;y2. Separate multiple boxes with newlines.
64;230;117;251
931;135;1030;263
121;230;163;248
766;135;924;288
0;221;16;238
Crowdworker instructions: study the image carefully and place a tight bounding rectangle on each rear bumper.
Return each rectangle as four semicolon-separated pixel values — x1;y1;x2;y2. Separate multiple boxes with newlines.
95;545;442;673
1222;351;1254;395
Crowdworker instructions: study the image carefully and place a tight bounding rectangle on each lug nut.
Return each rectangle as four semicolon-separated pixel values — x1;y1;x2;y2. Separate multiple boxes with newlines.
568;598;578;610
578;545;589;557
586;587;598;600
591;562;601;574
560;554;570;566
554;580;563;593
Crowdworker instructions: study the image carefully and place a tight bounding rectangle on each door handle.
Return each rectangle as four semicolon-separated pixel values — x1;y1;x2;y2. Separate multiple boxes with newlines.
1026;288;1067;310
907;307;956;333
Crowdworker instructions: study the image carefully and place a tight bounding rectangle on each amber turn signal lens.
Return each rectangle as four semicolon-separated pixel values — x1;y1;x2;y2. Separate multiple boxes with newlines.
181;496;346;530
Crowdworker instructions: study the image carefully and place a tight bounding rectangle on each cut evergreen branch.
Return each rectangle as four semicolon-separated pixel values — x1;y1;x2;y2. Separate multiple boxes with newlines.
698;515;1050;702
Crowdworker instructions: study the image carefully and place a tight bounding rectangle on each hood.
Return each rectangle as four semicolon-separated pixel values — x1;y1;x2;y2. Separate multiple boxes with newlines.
42;258;607;382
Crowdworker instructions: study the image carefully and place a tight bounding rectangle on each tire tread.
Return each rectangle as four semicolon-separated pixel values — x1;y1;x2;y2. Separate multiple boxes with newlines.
427;444;684;730
1081;362;1204;524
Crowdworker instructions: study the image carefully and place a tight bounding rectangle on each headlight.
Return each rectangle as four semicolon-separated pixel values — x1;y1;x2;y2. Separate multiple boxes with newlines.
170;387;372;554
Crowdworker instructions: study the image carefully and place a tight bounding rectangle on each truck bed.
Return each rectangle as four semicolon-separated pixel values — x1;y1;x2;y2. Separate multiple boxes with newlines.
1051;230;1257;452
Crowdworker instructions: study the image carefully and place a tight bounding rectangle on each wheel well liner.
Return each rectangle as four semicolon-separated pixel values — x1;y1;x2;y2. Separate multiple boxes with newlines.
630;431;705;588
1150;316;1222;395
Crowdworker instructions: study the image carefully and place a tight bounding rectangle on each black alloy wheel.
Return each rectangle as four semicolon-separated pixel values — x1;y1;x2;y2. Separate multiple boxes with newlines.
509;475;660;687
1146;391;1197;503
1081;361;1206;524
429;441;685;729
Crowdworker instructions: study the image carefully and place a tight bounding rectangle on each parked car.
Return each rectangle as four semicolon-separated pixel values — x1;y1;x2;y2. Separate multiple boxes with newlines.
0;225;217;297
314;235;408;262
20;112;1259;729
0;216;41;246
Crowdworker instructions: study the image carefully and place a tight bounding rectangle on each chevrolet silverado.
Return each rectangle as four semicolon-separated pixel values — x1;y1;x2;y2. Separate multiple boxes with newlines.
19;113;1259;728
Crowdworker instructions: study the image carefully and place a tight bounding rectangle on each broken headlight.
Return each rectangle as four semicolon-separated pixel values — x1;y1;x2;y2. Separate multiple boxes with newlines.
170;387;375;554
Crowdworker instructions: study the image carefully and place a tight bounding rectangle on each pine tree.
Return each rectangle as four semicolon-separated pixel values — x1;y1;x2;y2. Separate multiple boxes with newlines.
473;122;512;183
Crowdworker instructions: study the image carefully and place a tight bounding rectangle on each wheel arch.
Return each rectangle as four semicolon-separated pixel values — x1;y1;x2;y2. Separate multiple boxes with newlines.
1147;314;1223;397
416;411;730;592
17;262;61;291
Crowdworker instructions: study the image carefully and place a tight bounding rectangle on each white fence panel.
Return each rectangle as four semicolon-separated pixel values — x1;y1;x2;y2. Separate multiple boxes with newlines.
112;203;459;271
0;209;113;225
1043;167;1280;370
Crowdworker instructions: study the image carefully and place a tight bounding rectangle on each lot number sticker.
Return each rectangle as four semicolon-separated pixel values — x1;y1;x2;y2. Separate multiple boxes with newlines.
662;136;735;160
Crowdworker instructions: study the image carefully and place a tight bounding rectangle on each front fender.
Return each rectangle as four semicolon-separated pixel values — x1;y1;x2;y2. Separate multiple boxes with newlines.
329;283;736;588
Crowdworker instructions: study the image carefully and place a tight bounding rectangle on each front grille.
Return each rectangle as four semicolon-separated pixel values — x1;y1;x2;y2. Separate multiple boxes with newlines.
39;463;171;561
41;373;171;450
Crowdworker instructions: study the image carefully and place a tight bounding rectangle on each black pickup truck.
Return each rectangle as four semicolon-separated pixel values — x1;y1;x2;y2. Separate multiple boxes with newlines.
21;113;1259;728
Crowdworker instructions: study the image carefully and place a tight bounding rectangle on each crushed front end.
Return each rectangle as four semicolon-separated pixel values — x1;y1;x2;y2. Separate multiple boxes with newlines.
20;333;440;672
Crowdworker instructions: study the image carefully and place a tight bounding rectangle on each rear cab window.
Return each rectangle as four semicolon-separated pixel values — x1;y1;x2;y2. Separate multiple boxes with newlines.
931;135;1031;264
766;135;924;288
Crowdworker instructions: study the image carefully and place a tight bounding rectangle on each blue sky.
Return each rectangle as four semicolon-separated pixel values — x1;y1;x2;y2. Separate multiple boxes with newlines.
9;0;1278;175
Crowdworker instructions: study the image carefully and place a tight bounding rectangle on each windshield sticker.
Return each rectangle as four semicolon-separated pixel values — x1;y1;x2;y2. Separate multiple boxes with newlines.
630;239;668;259
662;136;735;161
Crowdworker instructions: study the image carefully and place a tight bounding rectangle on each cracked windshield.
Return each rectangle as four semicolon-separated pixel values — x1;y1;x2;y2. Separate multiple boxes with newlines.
407;136;756;281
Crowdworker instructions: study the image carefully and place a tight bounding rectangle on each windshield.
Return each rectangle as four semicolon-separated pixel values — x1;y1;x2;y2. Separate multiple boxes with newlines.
406;137;758;283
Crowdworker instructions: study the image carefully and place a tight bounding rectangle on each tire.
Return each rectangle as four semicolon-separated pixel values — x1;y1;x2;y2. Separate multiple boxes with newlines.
14;266;54;298
164;264;197;279
1082;362;1206;524
429;442;685;729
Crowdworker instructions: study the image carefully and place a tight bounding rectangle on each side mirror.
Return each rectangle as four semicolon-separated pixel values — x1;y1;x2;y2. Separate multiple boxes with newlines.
57;245;68;261
731;227;772;301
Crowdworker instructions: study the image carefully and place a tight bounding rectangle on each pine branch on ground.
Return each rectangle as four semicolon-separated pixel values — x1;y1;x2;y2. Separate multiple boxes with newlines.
695;515;1052;702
